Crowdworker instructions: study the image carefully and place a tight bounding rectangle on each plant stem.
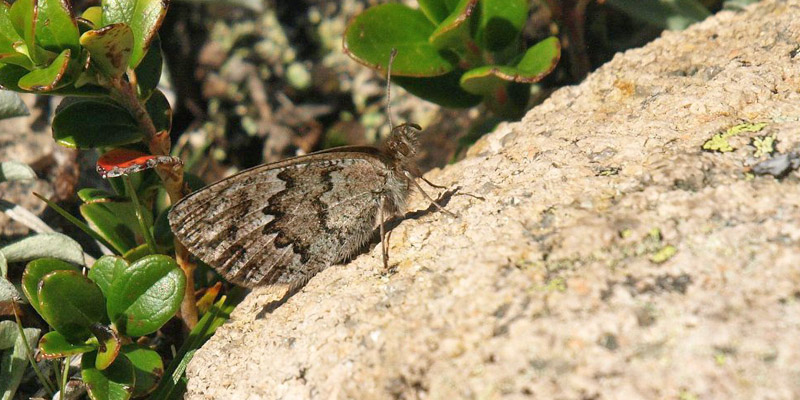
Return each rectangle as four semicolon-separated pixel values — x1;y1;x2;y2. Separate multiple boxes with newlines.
124;176;158;254
110;76;199;330
59;355;70;400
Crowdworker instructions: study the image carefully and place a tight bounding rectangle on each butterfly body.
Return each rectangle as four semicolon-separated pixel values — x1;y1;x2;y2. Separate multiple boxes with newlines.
169;124;422;288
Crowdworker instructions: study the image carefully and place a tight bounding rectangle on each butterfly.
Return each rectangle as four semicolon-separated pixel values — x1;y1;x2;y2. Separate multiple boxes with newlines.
168;121;453;289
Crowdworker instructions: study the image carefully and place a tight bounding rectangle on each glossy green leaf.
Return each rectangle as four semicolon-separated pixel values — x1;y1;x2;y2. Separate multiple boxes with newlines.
80;23;133;78
134;34;161;94
37;270;106;342
0;322;39;400
35;0;80;53
121;344;163;397
91;324;121;370
17;48;73;91
52;98;142;148
344;3;454;77
460;36;560;94
38;330;96;359
0;2;23;54
0;161;34;182
106;254;185;337
429;0;477;51
8;0;36;63
418;0;454;23
88;255;128;299
21;257;79;317
393;70;481;108
476;0;528;51
122;243;150;263
0;63;107;95
1;232;85;265
80;198;151;255
145;88;171;132
605;0;710;30
102;0;169;68
81;6;103;27
77;188;115;202
82;350;134;400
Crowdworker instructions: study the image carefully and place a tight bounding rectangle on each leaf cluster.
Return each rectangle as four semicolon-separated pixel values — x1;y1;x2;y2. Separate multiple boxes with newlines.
343;0;561;118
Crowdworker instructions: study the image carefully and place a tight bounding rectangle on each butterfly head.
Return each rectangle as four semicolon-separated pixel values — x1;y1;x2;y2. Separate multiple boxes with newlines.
384;123;421;162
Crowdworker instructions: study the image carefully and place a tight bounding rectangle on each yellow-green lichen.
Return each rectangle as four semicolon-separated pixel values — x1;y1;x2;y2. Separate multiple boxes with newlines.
650;245;677;263
702;122;768;153
752;135;776;158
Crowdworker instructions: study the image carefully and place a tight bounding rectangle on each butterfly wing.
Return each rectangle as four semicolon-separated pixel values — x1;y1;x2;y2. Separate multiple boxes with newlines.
169;152;408;288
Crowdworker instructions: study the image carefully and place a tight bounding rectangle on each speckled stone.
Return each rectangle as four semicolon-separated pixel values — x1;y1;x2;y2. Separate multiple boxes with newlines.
186;1;800;398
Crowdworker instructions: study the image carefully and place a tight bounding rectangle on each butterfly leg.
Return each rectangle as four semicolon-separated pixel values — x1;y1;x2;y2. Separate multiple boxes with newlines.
378;194;389;269
404;171;457;218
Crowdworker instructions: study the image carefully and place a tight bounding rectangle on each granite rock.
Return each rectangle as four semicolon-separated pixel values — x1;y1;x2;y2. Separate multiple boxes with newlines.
186;1;800;398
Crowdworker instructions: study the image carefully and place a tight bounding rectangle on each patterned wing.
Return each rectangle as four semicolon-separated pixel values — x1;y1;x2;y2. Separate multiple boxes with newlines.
169;155;404;288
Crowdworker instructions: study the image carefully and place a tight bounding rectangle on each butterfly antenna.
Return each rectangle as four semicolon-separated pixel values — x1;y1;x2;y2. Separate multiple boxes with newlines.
386;48;398;130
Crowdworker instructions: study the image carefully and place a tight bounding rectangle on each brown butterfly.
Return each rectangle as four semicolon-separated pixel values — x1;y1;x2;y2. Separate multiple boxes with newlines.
168;122;452;289
168;51;453;289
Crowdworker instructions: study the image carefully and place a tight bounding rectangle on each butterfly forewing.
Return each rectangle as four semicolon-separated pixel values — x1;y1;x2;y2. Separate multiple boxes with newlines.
169;152;408;288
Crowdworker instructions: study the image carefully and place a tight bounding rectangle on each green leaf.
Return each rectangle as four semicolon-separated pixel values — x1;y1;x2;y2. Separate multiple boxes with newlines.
35;0;80;53
106;254;185;337
0;252;6;278
38;330;96;359
102;0;169;68
8;0;36;64
21;257;80;317
475;0;528;51
429;0;477;51
82;350;135;400
0;63;107;95
605;0;710;30
17;48;73;92
78;188;115;202
80;198;152;254
0;161;35;182
0;322;39;400
343;3;454;77
80;23;133;79
122;243;150;263
81;6;103;27
0;90;29;120
91;324;121;370
37;270;106;342
52;98;142;148
1;232;85;265
418;0;453;23
458;40;555;118
0;3;24;57
460;36;560;94
88;255;128;298
145;89;171;132
393;70;481;108
134;34;161;94
121;344;162;397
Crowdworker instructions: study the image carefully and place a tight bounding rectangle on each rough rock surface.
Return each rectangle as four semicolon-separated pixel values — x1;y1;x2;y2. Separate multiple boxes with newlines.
186;1;800;398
